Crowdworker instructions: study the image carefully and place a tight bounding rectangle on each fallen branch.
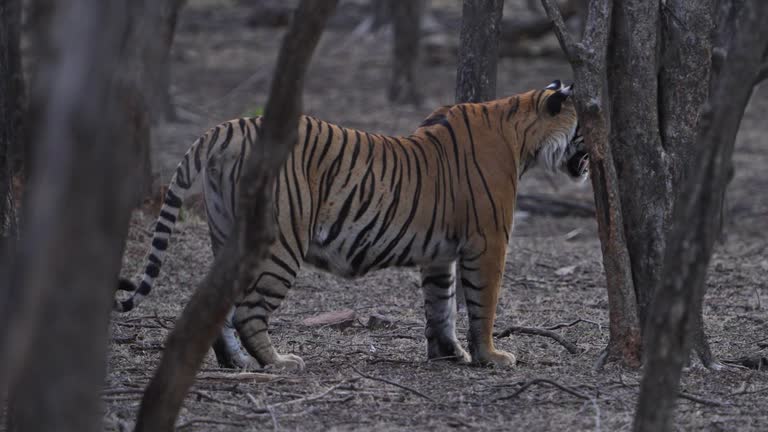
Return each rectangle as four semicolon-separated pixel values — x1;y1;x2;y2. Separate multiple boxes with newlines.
195;371;283;383
677;391;728;407
494;326;580;354
544;318;602;332
176;418;247;430
351;366;436;403
494;378;590;401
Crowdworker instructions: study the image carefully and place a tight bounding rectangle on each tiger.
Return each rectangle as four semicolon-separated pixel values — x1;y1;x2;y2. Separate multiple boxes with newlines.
115;80;589;370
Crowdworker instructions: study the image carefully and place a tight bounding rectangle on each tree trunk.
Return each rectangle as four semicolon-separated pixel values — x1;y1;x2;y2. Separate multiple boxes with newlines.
608;0;667;333
388;0;424;105
542;0;641;368
139;0;184;122
658;0;717;368
1;0;141;430
134;2;339;430
633;2;768;430
455;0;504;103
0;0;23;238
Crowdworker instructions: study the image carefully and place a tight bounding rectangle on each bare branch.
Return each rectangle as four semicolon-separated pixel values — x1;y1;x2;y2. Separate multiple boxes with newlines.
539;0;578;61
494;378;591;401
494;325;580;354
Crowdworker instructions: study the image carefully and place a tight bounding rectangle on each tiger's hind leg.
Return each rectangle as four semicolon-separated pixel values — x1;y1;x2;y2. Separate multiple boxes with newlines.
208;232;259;369
421;263;470;363
212;306;259;369
234;242;304;370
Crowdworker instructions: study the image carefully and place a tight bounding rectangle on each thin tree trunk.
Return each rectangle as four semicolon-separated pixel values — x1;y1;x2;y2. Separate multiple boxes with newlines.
541;0;641;368
140;0;184;122
388;0;424;105
0;0;23;238
134;2;339;430
455;0;504;103
634;2;768;430
1;0;141;430
453;0;503;311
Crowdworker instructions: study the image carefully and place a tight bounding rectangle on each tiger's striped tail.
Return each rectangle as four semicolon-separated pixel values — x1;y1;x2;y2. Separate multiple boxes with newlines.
114;134;210;312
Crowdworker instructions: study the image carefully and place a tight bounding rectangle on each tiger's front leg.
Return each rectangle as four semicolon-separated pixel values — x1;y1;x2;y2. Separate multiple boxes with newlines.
421;263;471;363
233;244;305;370
460;241;516;367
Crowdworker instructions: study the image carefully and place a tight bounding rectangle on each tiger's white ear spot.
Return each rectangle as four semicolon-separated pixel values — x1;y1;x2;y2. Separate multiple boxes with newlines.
560;84;573;96
546;80;562;90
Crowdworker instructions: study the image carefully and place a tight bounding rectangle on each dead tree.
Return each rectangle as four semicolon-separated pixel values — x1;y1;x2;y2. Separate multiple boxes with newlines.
455;0;504;103
541;0;640;367
134;2;339;430
388;0;424;105
0;0;145;429
634;2;768;430
0;0;23;238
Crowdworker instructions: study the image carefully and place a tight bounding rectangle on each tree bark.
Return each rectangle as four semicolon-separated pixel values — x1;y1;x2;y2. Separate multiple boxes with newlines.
658;0;717;368
455;0;504;103
541;0;641;368
608;0;667;332
1;0;141;430
633;2;768;430
0;0;23;238
137;0;184;122
388;0;424;105
134;2;339;430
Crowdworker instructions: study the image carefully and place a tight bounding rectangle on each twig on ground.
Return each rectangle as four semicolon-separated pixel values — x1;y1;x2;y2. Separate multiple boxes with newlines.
544;318;602;332
677;391;728;407
352;366;437;403
494;378;591;401
176;418;247;430
268;379;359;409
495;326;580;354
196;371;284;383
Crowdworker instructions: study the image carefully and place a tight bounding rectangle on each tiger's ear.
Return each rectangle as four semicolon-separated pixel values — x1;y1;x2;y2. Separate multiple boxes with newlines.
545;80;562;90
546;83;573;116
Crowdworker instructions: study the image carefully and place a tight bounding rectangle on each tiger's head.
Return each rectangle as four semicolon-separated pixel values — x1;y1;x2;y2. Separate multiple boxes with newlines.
522;80;589;181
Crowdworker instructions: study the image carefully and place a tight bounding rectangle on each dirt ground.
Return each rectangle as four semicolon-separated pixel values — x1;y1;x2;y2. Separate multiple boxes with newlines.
107;1;768;430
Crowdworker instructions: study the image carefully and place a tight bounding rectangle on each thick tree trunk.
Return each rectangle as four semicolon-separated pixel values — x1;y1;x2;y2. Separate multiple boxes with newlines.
0;0;23;238
134;2;338;430
608;0;667;332
1;0;140;430
658;0;717;368
388;0;424;105
455;0;504;103
541;0;641;368
633;3;768;430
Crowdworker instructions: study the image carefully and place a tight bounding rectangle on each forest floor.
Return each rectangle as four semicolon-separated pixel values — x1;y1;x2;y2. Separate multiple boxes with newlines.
107;1;768;430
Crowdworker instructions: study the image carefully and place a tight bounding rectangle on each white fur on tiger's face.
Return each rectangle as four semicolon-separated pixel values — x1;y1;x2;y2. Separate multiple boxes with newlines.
115;80;584;370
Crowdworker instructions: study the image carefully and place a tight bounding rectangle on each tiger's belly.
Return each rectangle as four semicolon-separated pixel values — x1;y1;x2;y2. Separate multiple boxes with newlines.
304;226;460;278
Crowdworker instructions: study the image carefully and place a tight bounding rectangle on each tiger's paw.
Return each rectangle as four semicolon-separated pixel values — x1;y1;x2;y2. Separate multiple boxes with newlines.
473;349;517;368
266;353;305;371
427;337;471;363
